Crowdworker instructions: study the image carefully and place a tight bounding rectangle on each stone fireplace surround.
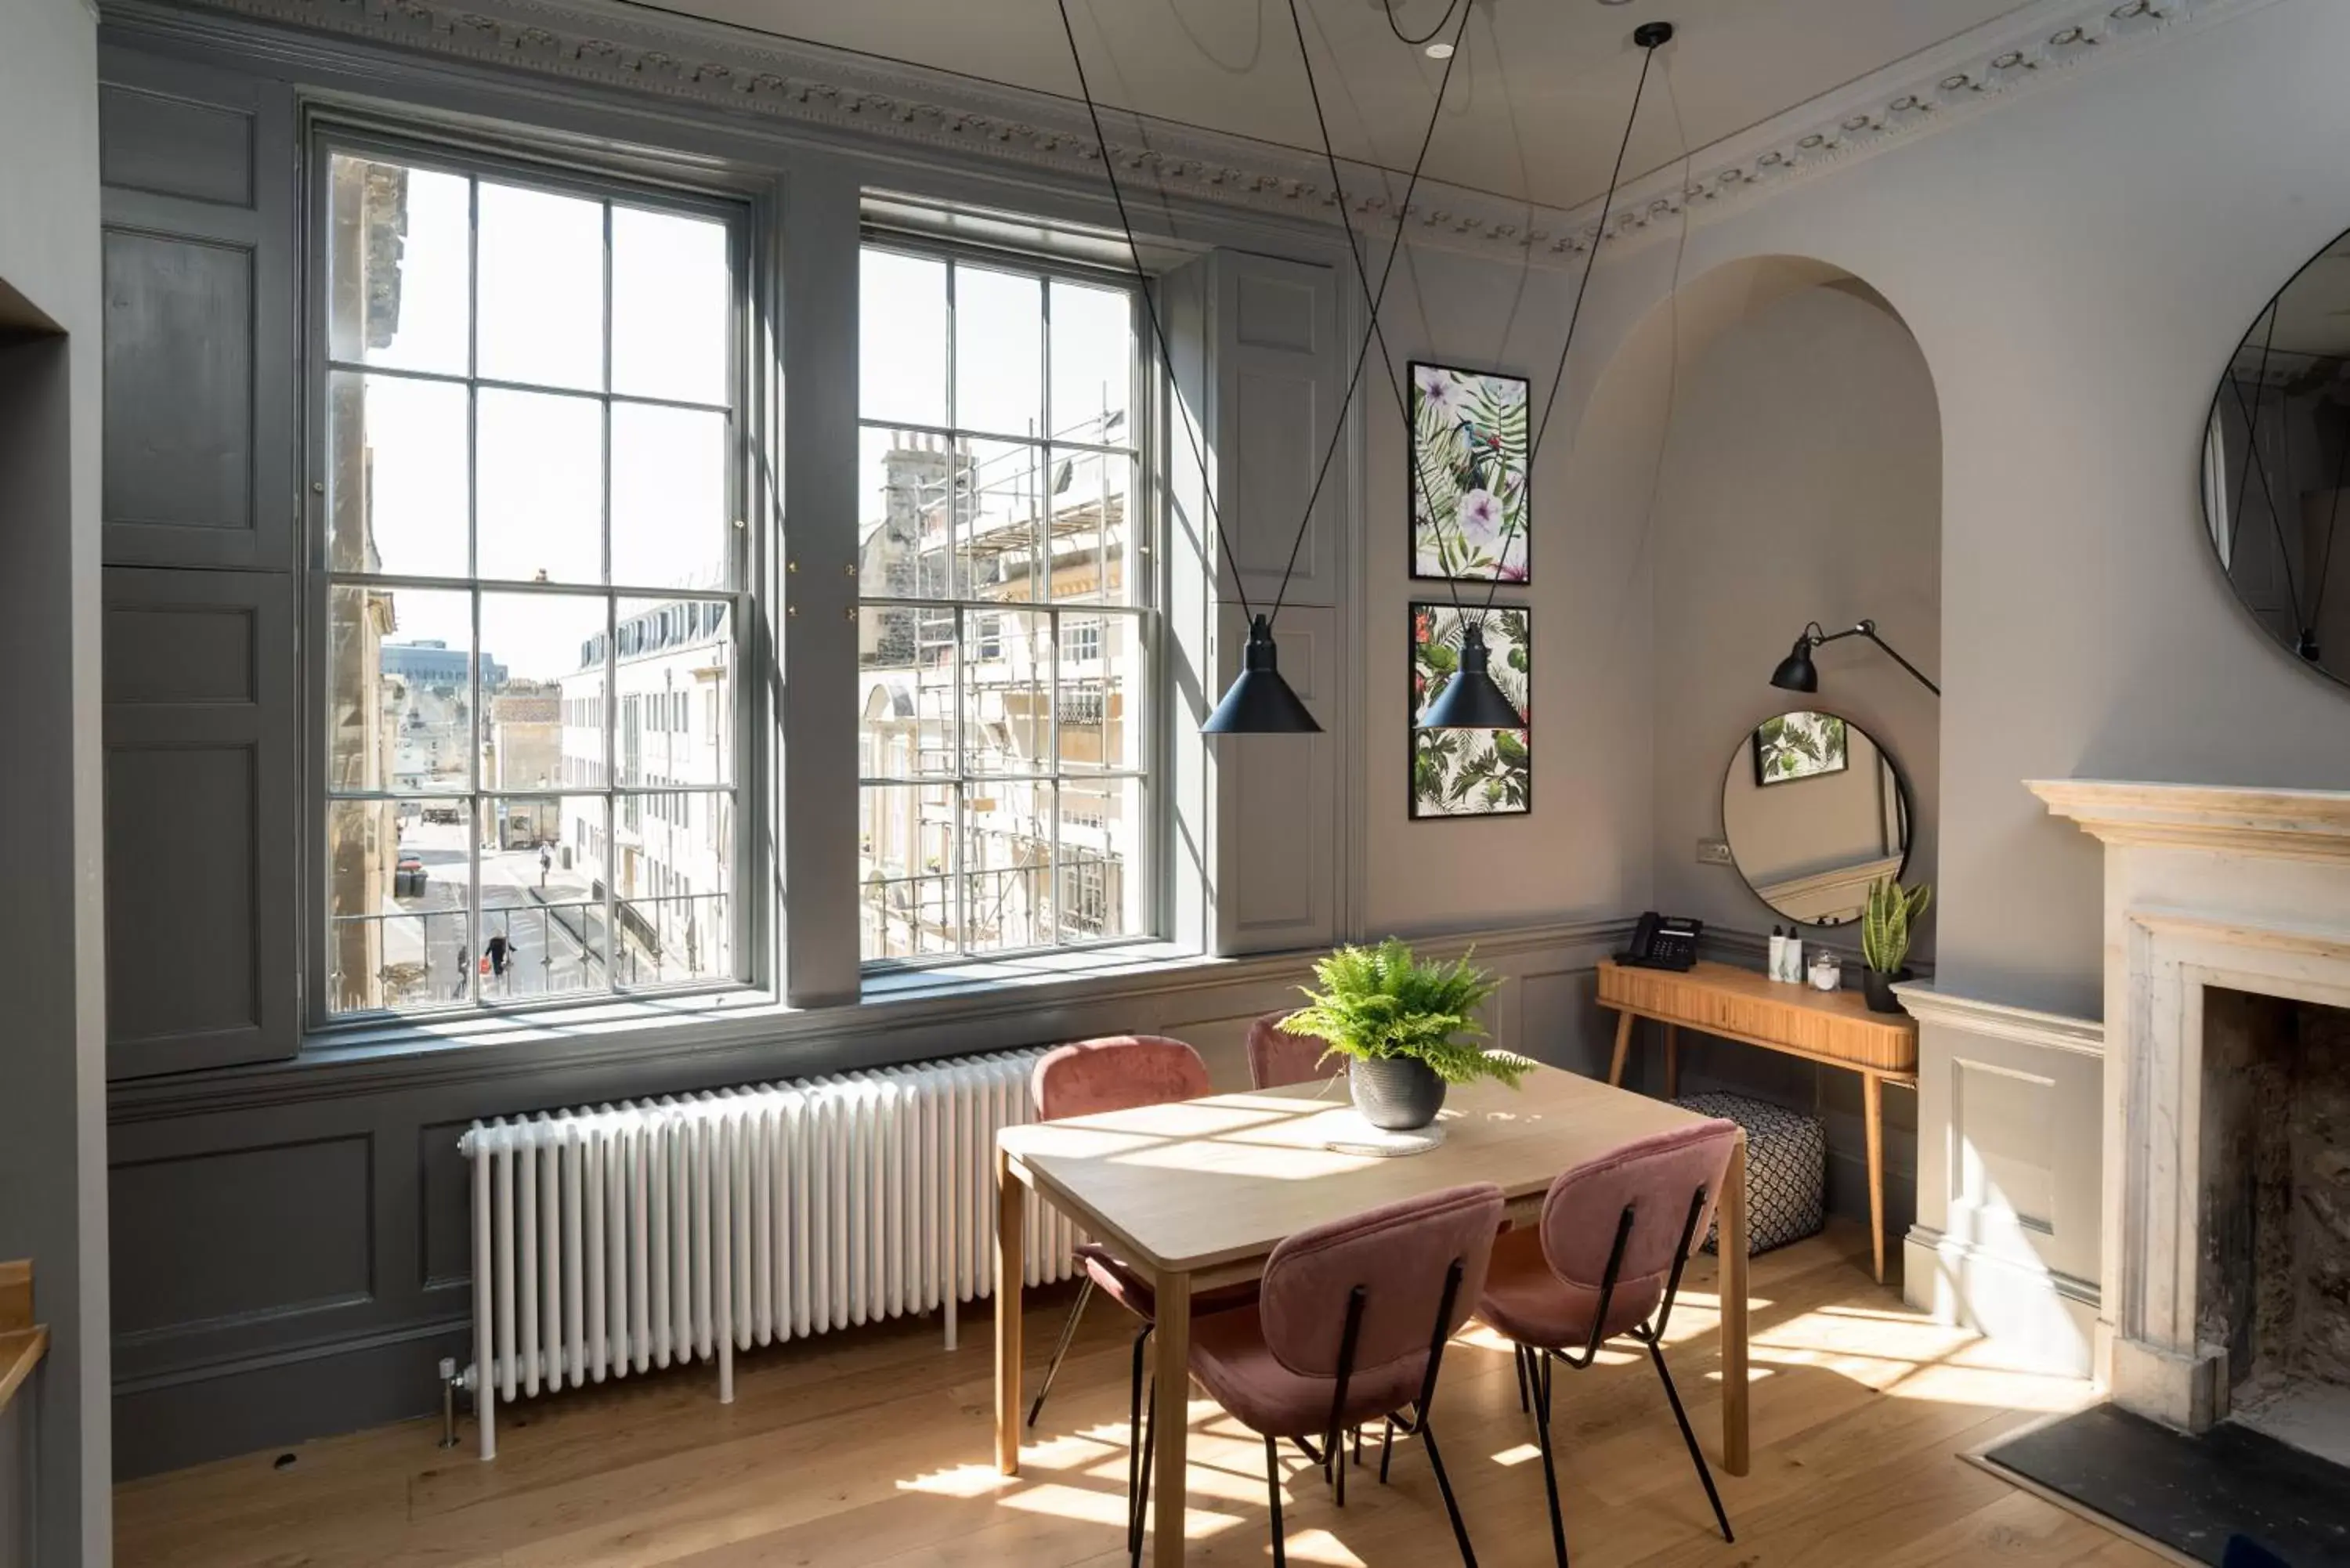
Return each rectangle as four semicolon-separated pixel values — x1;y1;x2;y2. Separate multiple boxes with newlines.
2035;782;2350;1442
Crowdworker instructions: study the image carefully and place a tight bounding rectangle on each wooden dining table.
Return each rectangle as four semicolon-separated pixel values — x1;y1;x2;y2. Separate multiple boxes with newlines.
993;1063;1750;1566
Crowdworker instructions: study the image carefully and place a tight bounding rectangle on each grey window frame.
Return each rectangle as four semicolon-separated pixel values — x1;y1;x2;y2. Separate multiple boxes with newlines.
299;117;764;1031
855;231;1161;971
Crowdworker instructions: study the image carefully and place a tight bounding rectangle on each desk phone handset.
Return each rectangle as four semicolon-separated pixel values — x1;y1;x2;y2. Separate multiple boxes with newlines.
1622;912;1703;971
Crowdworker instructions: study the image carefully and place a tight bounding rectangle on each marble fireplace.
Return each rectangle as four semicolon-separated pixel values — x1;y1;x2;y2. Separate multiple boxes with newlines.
2036;782;2350;1461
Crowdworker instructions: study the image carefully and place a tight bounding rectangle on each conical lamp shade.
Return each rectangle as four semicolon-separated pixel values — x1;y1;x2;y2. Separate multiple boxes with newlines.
1418;623;1526;729
1769;637;1819;693
1203;616;1322;735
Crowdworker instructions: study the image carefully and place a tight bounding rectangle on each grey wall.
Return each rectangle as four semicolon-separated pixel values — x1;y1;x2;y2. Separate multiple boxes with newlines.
0;0;110;1562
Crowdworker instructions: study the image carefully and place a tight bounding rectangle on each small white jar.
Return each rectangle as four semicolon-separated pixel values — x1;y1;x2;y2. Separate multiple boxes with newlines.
1808;952;1842;992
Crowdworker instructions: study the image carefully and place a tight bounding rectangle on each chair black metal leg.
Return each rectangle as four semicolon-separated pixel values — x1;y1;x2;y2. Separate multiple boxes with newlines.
1530;1353;1570;1568
1419;1416;1479;1568
1125;1327;1151;1557
1647;1341;1734;1543
1379;1415;1396;1485
1130;1380;1155;1568
1264;1435;1288;1568
1027;1275;1095;1428
1515;1342;1531;1414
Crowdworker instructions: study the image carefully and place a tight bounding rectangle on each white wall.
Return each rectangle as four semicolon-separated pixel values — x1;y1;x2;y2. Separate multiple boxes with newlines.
0;0;107;1559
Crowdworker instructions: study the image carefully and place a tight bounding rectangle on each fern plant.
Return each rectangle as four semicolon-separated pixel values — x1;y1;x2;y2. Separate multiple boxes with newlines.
1282;939;1533;1087
1861;877;1932;975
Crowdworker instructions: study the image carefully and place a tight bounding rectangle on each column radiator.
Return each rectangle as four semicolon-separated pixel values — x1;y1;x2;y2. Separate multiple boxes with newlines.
457;1048;1078;1458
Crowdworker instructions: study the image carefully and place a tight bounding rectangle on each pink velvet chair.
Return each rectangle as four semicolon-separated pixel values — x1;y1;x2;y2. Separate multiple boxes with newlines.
1476;1119;1741;1565
1246;1010;1337;1089
1025;1035;1247;1556
1134;1183;1504;1568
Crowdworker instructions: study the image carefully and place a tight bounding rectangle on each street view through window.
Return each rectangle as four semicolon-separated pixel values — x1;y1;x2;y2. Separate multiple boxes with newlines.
857;245;1150;963
323;149;739;1015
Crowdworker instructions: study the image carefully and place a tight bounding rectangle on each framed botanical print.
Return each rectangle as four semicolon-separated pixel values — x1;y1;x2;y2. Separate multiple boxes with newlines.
1409;361;1531;583
1751;710;1849;786
1409;602;1531;818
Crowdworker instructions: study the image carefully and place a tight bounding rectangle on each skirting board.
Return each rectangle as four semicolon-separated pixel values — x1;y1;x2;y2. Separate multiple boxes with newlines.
1904;1224;2099;1377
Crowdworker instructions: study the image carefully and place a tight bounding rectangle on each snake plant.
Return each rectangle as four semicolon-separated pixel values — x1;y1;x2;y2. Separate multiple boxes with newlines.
1861;877;1932;975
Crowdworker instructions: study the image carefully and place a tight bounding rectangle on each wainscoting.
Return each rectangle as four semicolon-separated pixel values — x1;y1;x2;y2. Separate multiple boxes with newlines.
1900;987;2105;1376
105;919;1629;1476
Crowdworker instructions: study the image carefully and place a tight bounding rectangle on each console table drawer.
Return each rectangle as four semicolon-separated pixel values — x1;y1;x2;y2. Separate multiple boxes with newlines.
1596;959;1917;1075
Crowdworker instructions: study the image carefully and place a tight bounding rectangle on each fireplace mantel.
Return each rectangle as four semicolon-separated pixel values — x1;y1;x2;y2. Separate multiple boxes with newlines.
2035;779;2350;1434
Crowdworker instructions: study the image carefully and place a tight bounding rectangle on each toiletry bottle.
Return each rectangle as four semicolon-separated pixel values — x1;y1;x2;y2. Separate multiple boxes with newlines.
1781;932;1802;984
1767;926;1786;981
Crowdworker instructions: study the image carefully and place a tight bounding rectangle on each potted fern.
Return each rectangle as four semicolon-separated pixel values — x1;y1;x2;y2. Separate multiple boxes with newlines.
1860;876;1932;1014
1282;939;1532;1132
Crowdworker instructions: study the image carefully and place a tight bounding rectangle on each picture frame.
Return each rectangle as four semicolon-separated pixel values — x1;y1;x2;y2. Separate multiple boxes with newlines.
1408;360;1531;583
1408;602;1531;818
1751;710;1849;787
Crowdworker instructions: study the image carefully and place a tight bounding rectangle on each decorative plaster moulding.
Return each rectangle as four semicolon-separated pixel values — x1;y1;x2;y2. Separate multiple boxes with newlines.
125;0;2272;267
1890;982;2105;1057
2028;779;2350;860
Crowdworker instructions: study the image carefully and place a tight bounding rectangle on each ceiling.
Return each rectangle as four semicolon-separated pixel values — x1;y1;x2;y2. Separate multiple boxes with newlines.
620;0;2041;211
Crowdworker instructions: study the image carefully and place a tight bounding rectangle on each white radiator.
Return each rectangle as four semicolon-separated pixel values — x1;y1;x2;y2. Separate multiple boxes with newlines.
457;1048;1079;1458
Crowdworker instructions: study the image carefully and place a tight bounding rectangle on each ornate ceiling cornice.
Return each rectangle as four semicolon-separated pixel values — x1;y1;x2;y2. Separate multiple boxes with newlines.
121;0;2271;266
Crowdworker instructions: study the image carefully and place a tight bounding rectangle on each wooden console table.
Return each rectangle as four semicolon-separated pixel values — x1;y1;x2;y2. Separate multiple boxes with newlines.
1596;958;1917;1284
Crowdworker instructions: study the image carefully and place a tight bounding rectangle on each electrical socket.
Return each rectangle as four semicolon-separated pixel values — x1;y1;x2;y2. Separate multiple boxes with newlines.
1695;838;1734;865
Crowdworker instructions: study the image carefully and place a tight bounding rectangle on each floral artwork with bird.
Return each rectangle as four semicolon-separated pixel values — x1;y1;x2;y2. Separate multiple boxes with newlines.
1410;362;1531;582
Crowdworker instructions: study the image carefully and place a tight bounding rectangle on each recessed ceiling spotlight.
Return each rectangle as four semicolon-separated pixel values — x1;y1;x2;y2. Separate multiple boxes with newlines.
1425;39;1455;58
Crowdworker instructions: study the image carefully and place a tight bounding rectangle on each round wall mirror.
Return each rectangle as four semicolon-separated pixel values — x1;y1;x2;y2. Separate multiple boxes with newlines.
2202;229;2350;686
1721;710;1910;928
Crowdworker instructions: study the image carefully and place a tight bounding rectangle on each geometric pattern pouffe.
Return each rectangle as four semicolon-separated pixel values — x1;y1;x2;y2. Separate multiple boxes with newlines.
1670;1090;1826;1255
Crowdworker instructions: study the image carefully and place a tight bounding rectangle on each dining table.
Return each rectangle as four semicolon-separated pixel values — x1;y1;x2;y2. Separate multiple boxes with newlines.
993;1061;1751;1567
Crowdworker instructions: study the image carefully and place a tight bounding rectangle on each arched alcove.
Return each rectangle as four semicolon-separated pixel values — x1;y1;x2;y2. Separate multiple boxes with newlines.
1566;255;1943;953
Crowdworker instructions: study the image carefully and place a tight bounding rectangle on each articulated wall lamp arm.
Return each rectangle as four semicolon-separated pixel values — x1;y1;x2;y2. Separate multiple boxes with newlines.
1770;620;1941;698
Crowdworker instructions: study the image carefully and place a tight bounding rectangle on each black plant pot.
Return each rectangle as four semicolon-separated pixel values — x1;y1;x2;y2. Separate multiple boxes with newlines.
1861;966;1913;1014
1350;1056;1448;1132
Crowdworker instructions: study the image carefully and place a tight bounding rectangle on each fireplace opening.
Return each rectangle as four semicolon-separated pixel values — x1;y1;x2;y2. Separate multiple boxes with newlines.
2200;986;2350;1465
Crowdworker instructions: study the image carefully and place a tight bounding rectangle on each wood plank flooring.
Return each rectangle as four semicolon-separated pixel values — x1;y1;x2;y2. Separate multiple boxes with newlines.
115;1225;2159;1567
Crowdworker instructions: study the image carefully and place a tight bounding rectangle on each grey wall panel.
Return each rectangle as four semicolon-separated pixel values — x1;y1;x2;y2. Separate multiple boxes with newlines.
98;85;253;208
101;229;252;533
103;569;296;1078
1216;251;1341;610
416;1122;472;1292
98;45;294;571
110;1136;373;1337
1224;607;1336;954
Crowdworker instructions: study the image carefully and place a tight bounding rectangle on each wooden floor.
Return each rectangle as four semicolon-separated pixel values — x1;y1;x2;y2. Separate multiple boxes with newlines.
116;1225;2160;1568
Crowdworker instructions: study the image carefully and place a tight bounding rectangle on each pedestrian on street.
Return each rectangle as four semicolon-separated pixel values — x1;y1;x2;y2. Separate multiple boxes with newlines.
539;846;551;888
485;933;513;979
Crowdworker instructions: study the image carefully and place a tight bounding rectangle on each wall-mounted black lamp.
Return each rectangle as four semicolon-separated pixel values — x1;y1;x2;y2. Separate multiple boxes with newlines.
1771;620;1941;697
1418;621;1528;729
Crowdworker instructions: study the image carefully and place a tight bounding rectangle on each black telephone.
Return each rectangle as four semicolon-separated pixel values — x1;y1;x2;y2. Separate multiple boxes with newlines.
1622;912;1703;971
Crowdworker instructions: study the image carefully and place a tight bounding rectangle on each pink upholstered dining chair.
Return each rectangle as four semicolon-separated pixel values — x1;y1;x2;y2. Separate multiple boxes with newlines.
1025;1035;1246;1557
1476;1118;1741;1566
1246;1010;1337;1090
1133;1183;1504;1568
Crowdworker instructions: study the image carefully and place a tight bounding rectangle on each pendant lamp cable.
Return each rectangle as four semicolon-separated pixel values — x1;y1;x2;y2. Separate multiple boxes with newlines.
1052;0;1256;626
1383;0;1465;49
1266;0;1471;627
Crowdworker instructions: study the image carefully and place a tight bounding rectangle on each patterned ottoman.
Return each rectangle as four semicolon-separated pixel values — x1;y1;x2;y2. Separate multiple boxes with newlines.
1670;1091;1825;1255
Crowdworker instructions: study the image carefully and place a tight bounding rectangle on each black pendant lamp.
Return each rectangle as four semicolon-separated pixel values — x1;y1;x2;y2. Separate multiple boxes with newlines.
1419;621;1526;729
1202;615;1323;734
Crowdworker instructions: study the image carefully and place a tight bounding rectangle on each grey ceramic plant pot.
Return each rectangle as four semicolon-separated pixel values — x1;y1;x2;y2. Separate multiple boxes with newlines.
1350;1056;1448;1132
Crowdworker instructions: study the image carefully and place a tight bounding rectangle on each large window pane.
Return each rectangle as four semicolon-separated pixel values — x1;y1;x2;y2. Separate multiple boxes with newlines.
859;783;955;962
612;403;730;591
332;586;475;793
475;389;603;584
964;609;1048;775
955;265;1043;438
327;798;471;1013
617;891;729;988
1049;278;1131;445
1057;776;1141;942
327;156;469;376
615;596;732;787
327;371;469;579
859;604;955;779
1055;611;1142;772
962;779;1052;954
860;248;947;428
480;793;607;1001
960;439;1047;603
611;206;728;405
1043;447;1133;605
476;182;605;392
